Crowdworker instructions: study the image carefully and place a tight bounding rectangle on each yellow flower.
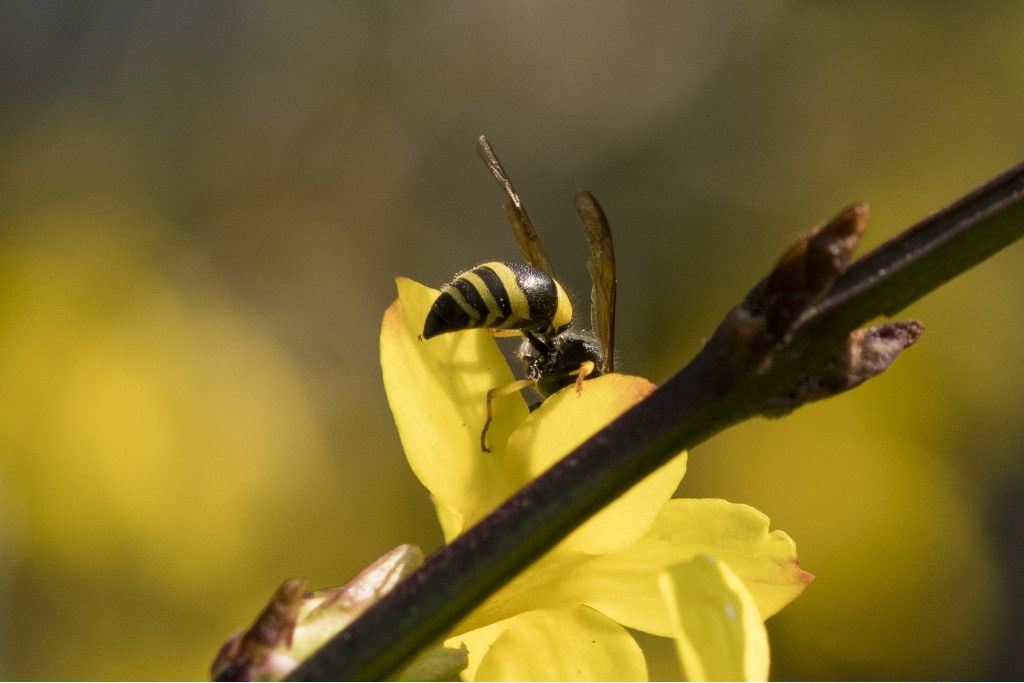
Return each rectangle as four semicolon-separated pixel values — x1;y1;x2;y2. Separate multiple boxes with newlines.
381;278;813;681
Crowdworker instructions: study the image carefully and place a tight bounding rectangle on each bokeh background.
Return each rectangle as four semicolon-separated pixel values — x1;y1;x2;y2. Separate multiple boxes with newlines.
2;3;1023;680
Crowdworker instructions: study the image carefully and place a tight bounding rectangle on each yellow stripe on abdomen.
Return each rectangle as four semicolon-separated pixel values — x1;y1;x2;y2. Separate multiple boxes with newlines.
462;269;503;326
441;282;481;322
485;262;532;327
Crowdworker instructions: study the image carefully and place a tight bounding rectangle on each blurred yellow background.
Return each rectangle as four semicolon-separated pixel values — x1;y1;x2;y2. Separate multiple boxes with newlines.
1;4;1023;680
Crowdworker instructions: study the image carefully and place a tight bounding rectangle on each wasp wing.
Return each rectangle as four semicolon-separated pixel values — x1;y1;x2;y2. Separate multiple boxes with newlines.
575;191;616;373
476;135;556;277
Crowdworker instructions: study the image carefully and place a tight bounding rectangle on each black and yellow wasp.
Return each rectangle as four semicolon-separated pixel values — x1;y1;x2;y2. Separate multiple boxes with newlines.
422;136;617;452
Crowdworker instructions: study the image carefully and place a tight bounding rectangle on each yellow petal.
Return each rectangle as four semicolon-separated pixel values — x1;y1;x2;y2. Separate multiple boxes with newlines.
450;551;576;635
447;614;511;680
659;556;769;682
570;499;813;635
506;373;688;554
380;278;530;539
455;607;648;682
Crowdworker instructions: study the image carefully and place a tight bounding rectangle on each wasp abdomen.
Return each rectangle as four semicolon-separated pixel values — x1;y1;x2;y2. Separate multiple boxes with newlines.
423;261;572;339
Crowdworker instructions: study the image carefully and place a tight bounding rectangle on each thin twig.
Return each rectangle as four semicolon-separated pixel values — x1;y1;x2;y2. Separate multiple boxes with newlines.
286;161;1024;681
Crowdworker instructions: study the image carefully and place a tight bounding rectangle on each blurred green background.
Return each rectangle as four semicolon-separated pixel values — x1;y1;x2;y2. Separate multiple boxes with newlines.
2;3;1023;680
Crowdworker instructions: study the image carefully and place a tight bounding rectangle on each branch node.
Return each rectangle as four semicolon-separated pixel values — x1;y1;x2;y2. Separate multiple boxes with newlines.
212;579;306;681
743;202;868;341
761;319;924;415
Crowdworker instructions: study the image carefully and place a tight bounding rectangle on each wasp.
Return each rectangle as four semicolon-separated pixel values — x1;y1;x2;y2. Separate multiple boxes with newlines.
422;136;617;452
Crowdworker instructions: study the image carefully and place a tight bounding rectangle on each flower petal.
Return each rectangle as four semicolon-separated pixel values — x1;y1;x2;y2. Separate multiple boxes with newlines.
456;607;648;682
569;499;813;635
380;278;530;539
506;373;688;554
659;556;770;682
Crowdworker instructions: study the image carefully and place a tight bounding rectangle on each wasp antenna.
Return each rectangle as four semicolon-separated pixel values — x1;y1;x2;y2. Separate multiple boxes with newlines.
476;135;555;276
476;135;522;209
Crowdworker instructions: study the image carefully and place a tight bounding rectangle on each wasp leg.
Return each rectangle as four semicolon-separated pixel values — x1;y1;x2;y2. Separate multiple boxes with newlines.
481;378;536;453
572;360;597;394
489;329;524;339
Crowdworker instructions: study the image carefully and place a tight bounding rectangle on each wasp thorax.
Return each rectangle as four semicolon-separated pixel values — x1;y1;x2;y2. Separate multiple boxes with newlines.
517;331;605;398
423;261;573;339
